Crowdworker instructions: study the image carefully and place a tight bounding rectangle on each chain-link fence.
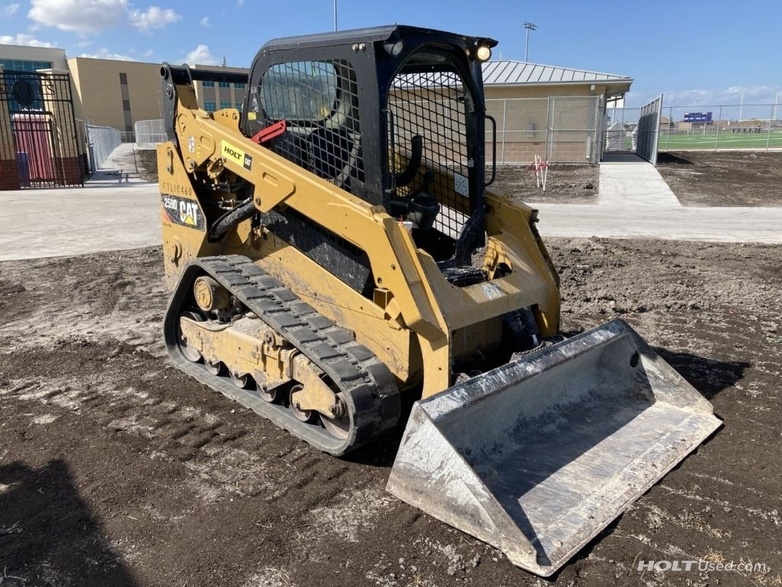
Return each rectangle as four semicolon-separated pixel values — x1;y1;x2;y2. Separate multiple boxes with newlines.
86;124;121;171
486;96;602;165
134;96;603;168
134;119;166;149
607;102;782;152
604;107;639;152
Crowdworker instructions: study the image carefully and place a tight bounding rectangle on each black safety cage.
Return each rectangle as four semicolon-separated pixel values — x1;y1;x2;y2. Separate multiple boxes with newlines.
245;25;494;207
257;59;365;193
240;25;496;285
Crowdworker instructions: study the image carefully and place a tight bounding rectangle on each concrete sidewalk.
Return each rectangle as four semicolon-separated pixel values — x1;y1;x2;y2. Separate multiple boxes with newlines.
532;202;782;243
526;153;681;209
0;182;161;261
596;153;681;208
0;143;161;262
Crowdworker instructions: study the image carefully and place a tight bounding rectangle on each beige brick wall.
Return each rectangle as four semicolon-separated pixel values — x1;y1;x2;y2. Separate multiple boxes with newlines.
67;59;250;132
67;58;162;130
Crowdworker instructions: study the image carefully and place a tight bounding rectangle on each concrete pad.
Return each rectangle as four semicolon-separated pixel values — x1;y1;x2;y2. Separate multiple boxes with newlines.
532;202;782;244
0;182;161;261
598;160;682;208
526;156;782;243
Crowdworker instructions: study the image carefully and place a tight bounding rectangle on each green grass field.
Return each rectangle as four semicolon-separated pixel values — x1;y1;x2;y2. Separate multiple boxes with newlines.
656;130;782;150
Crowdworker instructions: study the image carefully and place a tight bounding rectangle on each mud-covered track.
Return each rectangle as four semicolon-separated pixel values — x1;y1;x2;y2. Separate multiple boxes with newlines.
163;255;400;455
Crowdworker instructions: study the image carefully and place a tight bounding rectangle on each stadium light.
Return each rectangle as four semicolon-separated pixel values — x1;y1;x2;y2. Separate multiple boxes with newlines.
523;21;537;62
334;0;338;31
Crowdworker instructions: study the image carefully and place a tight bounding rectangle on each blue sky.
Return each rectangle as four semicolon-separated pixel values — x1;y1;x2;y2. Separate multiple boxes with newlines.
1;0;780;108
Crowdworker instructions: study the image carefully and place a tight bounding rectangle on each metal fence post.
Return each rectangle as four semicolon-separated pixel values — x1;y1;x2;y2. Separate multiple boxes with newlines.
766;104;773;150
547;97;555;162
715;106;721;150
501;98;507;165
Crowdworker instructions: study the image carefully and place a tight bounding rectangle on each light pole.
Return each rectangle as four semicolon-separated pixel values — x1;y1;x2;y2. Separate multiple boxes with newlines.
333;0;338;31
523;21;537;62
739;91;744;122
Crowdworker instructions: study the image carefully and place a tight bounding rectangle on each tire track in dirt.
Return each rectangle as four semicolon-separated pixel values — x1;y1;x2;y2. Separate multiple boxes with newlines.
1;335;380;525
0;247;386;525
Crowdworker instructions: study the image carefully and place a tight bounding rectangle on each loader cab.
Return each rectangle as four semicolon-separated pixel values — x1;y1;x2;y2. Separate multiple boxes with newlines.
243;25;497;262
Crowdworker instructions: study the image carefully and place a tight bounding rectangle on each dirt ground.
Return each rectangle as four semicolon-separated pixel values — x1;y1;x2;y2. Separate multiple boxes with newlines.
491;163;600;205
2;153;782;586
655;151;782;208
490;150;782;208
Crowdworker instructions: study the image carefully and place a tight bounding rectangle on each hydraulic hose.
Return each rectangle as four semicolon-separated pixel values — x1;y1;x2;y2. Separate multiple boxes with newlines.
207;199;256;242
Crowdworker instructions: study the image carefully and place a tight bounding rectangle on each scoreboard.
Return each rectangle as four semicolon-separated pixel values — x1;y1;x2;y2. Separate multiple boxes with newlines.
683;112;713;123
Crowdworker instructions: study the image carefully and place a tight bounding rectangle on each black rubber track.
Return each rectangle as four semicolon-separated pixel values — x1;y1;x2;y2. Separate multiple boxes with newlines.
163;255;400;456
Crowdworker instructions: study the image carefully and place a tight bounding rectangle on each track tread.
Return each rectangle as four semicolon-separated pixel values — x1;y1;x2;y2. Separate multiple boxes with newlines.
163;255;400;456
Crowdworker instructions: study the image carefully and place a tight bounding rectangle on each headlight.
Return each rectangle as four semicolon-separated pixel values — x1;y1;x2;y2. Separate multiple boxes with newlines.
384;40;405;57
475;44;492;62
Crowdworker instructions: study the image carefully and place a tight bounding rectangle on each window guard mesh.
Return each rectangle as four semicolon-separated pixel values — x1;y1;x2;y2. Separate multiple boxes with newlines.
389;70;470;239
259;60;363;195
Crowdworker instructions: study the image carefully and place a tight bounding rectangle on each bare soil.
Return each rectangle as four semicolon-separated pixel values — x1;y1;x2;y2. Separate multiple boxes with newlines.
2;154;782;587
491;163;600;205
656;151;782;207
135;149;158;183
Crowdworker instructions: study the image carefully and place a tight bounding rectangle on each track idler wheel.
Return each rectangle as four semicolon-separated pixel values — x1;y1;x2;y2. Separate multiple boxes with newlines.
229;371;251;389
259;384;280;403
320;392;350;440
204;360;224;376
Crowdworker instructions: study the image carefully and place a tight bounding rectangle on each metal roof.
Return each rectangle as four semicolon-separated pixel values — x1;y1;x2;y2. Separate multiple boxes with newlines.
482;60;632;87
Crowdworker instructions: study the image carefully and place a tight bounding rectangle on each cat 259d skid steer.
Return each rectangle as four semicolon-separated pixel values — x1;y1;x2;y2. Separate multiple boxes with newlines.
158;25;720;576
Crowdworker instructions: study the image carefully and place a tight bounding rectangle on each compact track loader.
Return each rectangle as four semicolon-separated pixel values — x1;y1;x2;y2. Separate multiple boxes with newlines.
158;25;721;575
